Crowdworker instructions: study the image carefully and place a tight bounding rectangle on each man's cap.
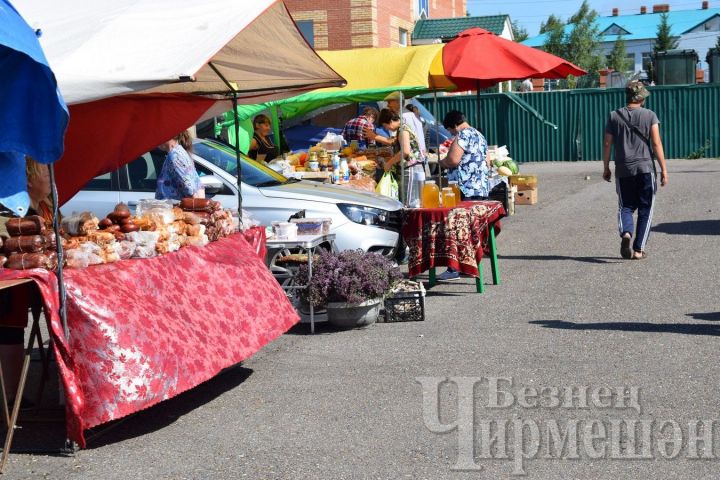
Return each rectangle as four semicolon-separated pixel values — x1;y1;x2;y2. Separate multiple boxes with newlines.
626;81;650;102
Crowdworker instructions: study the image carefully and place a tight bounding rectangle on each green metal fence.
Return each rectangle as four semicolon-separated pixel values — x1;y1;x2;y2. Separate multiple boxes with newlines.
419;84;720;162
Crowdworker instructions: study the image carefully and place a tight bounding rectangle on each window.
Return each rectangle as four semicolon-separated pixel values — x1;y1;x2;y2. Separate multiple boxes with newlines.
84;172;113;191
399;28;408;47
296;20;314;47
417;0;429;18
124;152;163;192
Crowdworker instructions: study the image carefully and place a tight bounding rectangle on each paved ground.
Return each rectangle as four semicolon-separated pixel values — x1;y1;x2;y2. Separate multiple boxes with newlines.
4;159;720;479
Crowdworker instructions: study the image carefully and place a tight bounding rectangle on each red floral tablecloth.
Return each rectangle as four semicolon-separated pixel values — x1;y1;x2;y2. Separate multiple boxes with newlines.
0;230;296;447
401;201;505;278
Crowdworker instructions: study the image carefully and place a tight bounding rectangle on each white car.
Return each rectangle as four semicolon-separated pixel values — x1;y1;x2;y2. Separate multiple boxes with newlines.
62;139;403;256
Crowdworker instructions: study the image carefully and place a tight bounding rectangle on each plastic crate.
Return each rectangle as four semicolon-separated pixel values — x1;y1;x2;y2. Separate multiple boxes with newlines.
382;287;426;323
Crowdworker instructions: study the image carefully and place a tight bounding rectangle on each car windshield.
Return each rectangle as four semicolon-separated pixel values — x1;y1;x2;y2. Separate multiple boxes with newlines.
192;140;289;187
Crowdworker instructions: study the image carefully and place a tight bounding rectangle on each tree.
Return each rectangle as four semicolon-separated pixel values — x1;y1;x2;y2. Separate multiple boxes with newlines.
564;0;604;86
512;20;529;43
542;21;566;59
607;34;631;73
654;12;679;53
539;14;564;34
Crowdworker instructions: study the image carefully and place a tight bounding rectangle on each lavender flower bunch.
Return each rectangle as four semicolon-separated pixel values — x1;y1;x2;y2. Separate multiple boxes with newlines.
296;249;402;307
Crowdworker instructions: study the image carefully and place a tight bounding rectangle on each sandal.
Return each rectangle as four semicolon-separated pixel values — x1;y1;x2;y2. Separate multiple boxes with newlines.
631;251;647;260
620;235;632;259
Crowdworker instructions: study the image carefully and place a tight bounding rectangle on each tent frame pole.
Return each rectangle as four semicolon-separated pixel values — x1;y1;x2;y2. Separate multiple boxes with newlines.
209;62;244;219
433;89;441;187
231;93;243;216
399;92;406;206
47;164;67;339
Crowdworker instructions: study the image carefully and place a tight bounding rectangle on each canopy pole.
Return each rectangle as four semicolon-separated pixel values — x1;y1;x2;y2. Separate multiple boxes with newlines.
231;93;243;218
208;62;243;219
399;91;406;206
47;164;68;339
433;89;441;187
476;80;481;130
270;105;282;158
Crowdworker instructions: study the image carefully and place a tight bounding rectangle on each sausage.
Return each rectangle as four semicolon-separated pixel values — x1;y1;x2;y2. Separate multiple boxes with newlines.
0;255;6;268
4;235;45;254
119;216;135;226
120;223;139;233
107;211;131;223
99;218;113;228
180;198;211;211
4;252;55;270
6;216;46;236
114;203;131;216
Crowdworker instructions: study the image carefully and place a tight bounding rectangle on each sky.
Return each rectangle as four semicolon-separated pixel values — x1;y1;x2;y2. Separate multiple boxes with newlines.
466;0;713;37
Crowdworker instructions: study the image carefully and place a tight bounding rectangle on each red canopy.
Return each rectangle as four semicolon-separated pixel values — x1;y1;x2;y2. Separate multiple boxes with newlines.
442;28;586;91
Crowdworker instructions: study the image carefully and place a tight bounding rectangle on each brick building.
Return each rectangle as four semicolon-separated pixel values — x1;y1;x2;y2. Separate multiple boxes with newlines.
284;0;467;50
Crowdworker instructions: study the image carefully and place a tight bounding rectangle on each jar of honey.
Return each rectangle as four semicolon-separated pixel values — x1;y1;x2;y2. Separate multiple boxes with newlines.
448;180;462;203
421;180;440;208
441;187;456;208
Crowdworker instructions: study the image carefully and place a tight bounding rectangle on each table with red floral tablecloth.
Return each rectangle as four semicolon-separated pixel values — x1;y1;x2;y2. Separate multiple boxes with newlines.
401;201;505;279
0;228;296;447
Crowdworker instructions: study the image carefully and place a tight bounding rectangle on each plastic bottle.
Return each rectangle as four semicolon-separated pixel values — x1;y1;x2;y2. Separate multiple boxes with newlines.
421;180;440;208
340;158;350;182
331;153;341;183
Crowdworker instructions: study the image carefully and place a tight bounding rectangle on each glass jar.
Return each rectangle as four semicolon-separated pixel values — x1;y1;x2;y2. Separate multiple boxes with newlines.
441;187;456;208
421;180;440;208
448;180;462;203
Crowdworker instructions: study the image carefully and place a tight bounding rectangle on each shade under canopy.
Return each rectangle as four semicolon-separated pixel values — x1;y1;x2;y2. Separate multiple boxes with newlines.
12;0;346;203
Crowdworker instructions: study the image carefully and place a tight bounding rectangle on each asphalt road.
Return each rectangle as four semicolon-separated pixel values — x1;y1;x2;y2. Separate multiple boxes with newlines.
5;159;720;479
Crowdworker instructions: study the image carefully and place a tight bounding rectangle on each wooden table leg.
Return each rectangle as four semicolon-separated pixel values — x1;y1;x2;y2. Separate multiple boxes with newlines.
489;224;500;285
0;321;36;473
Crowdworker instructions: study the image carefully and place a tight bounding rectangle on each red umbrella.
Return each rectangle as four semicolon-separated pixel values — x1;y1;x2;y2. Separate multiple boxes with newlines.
442;28;586;127
442;28;586;90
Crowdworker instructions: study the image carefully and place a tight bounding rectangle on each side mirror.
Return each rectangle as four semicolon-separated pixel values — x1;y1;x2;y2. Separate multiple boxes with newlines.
199;174;224;195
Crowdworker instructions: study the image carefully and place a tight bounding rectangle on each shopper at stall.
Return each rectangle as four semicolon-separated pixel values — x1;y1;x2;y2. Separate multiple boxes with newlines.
0;157;53;404
602;80;668;260
155;130;204;201
377;108;427;204
341;107;379;148
248;114;279;162
437;110;490;281
387;92;427;162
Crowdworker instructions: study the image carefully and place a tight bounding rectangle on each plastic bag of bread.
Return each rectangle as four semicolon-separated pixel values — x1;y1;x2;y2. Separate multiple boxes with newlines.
5;252;57;270
62;212;99;237
6;215;46;236
133;243;157;259
117;241;137;260
4;235;45;254
185;235;209;248
87;230;116;246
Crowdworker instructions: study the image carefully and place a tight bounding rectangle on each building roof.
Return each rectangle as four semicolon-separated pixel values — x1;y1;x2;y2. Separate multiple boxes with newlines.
522;7;720;47
412;15;509;41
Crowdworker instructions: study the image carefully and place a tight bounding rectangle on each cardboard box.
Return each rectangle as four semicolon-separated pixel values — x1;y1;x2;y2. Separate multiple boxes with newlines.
514;188;537;205
509;174;537;191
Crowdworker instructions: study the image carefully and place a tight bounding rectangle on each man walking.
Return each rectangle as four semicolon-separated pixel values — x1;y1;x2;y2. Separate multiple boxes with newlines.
602;81;668;260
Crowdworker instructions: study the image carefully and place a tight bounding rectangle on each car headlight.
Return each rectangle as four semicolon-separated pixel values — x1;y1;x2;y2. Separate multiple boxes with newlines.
337;204;389;226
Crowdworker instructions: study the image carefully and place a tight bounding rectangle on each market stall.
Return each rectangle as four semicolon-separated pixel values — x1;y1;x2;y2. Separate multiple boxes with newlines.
402;200;505;293
2;0;346;456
